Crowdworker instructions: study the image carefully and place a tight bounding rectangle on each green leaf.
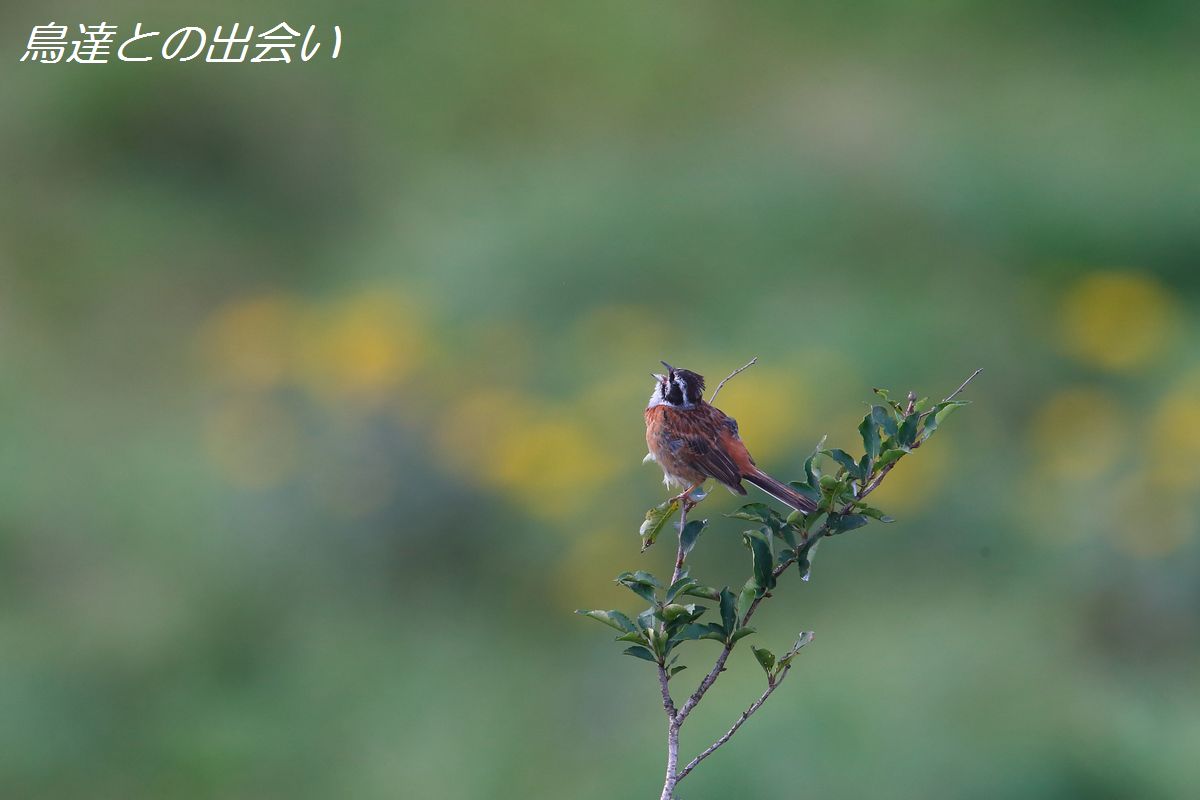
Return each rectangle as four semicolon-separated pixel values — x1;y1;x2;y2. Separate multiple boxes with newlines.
858;412;881;465
796;536;821;581
826;513;870;535
751;645;776;674
897;412;921;447
615;575;658;606
875;448;908;470
616;571;663;603
658;603;697;623
855;504;895;523
630;571;663;587
640;498;680;550
730;626;756;644
736;578;758;624
616;631;646;643
636;608;657;631
669;665;688;677
871;404;899;437
622;645;658;662
802;442;824;488
726;503;784;532
682;584;721;602
745;530;776;591
777;631;814;668
669;623;713;643
575;609;636;633
777;523;798;550
921;400;968;442
665;575;698;603
719;588;737;636
787;482;820;506
823;448;862;479
679;518;707;560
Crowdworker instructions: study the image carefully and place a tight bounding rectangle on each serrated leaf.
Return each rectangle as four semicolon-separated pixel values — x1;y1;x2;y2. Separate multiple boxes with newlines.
682;585;721;602
668;623;712;643
640;498;680;550
870;404;899;437
777;631;814;668
855;504;895;523
623;645;657;662
719;588;737;636
665;576;698;603
730;626;756;644
859;412;881;465
737;578;758;624
875;448;909;470
823;448;863;479
575;609;636;633
751;645;776;674
745;530;776;591
897;412;921;447
802;443;823;488
921;400;967;442
726;503;784;532
826;513;870;535
636;608;657;631
679;518;707;560
616;571;663;605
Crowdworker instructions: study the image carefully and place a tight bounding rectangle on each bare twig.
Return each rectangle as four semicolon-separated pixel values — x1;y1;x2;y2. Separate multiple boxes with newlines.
676;665;793;782
708;356;758;404
675;646;732;724
943;367;983;403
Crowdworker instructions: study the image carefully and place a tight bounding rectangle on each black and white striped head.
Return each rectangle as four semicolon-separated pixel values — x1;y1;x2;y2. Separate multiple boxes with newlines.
648;362;706;408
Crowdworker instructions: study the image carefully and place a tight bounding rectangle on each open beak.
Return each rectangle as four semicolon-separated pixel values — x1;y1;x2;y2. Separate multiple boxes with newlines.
660;360;674;373
651;372;664;382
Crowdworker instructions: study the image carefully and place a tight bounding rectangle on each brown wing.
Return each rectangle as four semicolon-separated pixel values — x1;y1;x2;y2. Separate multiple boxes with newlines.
668;405;752;491
680;434;745;491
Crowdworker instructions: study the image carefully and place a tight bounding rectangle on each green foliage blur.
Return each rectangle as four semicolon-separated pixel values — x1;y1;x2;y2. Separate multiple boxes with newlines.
3;2;1199;798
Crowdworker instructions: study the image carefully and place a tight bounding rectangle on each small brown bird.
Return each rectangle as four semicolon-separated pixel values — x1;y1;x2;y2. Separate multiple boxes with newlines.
644;362;817;513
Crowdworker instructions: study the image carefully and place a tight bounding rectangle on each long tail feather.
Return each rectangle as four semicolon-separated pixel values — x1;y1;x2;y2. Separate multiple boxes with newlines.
744;469;818;514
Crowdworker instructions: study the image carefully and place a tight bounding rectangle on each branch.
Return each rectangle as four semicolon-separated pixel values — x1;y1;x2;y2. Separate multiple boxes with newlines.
670;500;690;586
675;645;732;724
676;665;793;782
657;663;677;719
708;357;758;404
943;367;983;403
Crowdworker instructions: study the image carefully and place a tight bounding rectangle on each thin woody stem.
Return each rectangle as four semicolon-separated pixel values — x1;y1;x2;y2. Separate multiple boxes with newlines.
943;368;983;403
676;665;792;782
708;356;758;404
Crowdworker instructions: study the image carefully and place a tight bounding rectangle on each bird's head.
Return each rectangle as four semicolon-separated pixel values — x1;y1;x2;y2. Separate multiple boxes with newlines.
649;362;706;408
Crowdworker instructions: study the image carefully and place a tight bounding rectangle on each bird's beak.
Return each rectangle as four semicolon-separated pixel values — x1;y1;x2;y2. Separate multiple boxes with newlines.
652;372;664;382
660;360;674;372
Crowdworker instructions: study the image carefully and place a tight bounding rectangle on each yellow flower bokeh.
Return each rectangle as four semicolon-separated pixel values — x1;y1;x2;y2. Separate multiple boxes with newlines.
1147;372;1200;491
1028;387;1125;481
435;387;619;521
1059;271;1177;371
708;366;808;463
197;293;299;389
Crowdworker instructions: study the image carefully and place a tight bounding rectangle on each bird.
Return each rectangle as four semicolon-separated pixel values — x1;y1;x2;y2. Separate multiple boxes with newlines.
644;362;817;514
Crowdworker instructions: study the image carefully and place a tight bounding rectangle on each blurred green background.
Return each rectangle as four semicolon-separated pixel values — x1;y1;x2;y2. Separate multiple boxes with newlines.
3;2;1199;798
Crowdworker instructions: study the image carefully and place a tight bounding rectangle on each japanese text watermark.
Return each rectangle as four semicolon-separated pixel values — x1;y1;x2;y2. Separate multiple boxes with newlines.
20;22;342;64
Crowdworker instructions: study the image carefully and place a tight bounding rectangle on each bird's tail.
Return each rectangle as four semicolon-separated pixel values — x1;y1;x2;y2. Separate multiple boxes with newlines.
745;468;818;514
